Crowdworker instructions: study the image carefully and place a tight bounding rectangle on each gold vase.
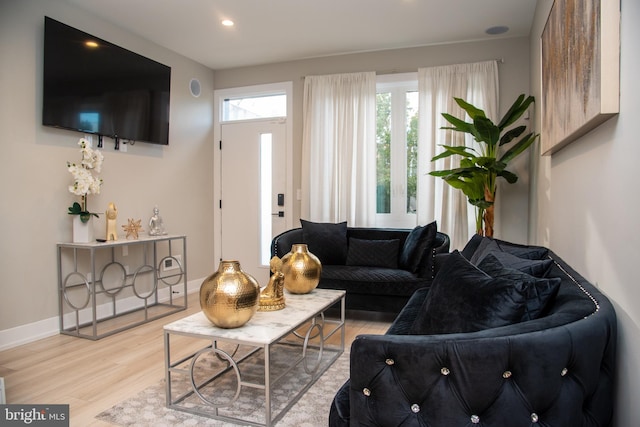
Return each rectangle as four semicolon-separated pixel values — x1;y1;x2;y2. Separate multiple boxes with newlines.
281;244;322;294
199;260;260;328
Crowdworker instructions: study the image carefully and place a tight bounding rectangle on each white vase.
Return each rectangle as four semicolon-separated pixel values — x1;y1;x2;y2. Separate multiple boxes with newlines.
72;215;94;243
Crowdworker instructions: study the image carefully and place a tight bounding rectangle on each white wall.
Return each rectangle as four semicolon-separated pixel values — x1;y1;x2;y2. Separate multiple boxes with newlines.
0;0;216;342
214;36;533;247
530;1;639;425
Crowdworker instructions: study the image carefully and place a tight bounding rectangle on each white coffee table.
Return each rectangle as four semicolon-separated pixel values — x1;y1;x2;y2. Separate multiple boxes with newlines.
164;288;345;426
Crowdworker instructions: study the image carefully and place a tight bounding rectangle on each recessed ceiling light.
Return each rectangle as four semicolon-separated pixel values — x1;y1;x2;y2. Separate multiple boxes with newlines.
485;26;509;35
85;40;99;48
221;19;234;27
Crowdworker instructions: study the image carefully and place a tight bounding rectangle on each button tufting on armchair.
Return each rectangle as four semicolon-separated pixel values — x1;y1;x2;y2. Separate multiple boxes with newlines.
329;235;617;427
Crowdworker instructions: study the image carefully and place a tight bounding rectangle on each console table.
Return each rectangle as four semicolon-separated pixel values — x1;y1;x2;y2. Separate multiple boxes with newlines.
57;234;187;340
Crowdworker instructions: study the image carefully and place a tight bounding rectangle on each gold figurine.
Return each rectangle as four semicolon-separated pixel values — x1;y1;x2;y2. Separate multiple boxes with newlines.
122;218;143;239
258;256;286;311
105;202;118;241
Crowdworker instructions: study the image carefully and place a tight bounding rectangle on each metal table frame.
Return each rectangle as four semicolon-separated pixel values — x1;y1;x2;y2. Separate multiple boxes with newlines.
57;234;187;339
164;289;345;427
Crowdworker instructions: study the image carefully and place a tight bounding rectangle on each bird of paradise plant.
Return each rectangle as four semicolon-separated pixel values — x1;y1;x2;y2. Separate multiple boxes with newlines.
429;94;538;236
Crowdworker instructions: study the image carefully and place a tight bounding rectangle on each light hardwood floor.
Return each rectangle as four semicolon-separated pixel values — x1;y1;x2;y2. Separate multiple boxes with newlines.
0;292;392;426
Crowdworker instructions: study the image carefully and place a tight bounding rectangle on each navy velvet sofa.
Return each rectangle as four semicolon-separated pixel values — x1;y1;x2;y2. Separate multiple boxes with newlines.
271;221;450;313
329;235;617;427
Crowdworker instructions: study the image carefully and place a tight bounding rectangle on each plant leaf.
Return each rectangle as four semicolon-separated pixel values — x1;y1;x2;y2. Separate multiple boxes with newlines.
473;116;500;145
497;94;535;130
499;125;526;146
441;113;474;134
431;145;477;161
68;202;82;215
499;132;539;164
454;97;487;120
498;169;518;184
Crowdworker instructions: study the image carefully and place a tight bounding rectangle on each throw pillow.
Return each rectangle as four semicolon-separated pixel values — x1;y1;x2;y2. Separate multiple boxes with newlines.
398;221;437;275
468;237;501;265
477;253;562;321
476;250;553;277
346;238;400;269
460;234;484;260
468;236;551;265
409;251;528;335
496;240;549;260
300;219;348;265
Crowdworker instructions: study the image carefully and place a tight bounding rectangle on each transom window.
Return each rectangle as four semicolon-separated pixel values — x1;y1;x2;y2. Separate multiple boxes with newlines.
222;94;286;122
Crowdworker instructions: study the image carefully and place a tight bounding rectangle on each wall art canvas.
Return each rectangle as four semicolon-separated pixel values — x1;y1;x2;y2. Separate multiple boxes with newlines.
541;0;619;155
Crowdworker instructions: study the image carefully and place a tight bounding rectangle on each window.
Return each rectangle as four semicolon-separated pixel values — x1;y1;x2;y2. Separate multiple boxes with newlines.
375;73;418;228
222;94;286;121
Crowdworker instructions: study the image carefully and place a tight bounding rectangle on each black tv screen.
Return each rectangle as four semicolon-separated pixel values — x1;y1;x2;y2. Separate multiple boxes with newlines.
43;17;171;145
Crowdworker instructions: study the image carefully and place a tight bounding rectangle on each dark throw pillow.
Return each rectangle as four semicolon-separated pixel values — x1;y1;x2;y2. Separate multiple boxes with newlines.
468;238;501;265
409;251;528;335
477;253;561;321
460;234;485;260
300;219;348;265
398;221;437;275
496;240;549;260
469;237;551;268
476;250;553;277
346;238;400;269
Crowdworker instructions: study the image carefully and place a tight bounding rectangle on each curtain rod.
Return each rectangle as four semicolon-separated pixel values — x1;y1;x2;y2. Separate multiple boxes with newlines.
302;59;505;79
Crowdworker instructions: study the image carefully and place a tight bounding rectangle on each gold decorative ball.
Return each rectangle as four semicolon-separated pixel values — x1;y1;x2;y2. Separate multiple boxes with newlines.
281;244;322;294
199;260;260;328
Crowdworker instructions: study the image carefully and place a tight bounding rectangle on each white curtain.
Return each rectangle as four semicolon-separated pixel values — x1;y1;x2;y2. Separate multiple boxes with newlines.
417;61;499;250
301;72;377;226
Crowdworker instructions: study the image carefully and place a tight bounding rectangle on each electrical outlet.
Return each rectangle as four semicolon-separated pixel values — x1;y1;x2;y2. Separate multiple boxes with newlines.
122;246;128;257
163;255;182;272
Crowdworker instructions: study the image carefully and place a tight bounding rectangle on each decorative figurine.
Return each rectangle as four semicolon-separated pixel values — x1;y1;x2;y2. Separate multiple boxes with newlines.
122;218;144;239
258;256;286;311
105;202;118;241
148;206;167;236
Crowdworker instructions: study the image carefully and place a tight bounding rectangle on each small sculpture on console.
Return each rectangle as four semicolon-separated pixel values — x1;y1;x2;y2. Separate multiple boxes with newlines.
148;205;167;236
105;202;118;241
122;218;144;239
258;256;286;311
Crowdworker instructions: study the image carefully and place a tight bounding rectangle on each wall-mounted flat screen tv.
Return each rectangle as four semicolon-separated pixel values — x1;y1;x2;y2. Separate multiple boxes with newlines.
43;17;171;145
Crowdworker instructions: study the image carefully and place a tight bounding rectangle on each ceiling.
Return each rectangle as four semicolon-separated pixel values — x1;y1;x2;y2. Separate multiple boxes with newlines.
61;0;537;70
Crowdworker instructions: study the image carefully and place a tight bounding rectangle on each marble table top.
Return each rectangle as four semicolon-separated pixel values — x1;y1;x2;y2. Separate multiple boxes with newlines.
164;288;345;345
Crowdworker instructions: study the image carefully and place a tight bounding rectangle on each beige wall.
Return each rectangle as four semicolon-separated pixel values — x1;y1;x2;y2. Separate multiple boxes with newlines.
0;0;216;338
213;37;533;246
530;1;639;425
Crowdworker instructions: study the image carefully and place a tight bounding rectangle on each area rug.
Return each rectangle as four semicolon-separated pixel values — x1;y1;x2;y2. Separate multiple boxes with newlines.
96;346;349;426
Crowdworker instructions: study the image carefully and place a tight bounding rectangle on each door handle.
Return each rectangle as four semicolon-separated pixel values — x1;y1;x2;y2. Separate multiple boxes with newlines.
271;211;285;217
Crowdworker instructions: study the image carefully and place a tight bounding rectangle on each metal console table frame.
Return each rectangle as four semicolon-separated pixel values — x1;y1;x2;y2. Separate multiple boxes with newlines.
57;234;187;340
164;288;345;427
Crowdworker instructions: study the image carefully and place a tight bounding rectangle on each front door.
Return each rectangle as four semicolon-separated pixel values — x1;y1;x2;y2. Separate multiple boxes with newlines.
220;119;287;283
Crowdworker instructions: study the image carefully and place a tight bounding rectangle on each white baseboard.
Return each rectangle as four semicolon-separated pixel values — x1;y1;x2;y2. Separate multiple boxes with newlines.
0;278;202;352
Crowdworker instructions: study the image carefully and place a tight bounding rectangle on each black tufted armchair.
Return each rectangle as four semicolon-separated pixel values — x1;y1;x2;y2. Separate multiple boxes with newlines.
329;240;617;427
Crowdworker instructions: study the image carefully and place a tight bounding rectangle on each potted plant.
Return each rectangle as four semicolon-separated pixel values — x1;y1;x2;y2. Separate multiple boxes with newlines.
429;94;538;237
67;138;104;242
